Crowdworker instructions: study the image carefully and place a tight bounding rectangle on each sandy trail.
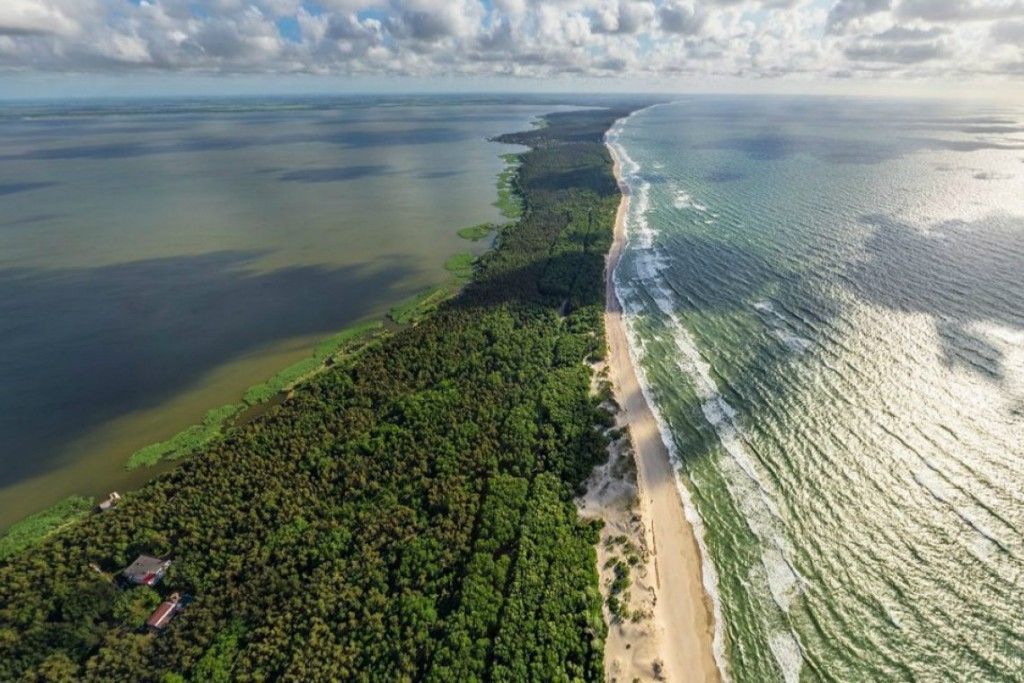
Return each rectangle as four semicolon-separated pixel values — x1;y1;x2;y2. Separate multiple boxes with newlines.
601;134;722;683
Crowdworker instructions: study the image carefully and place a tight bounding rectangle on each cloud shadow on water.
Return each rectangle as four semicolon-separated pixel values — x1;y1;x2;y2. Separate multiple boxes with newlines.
0;250;420;487
0;213;64;228
849;213;1024;381
278;164;392;183
695;132;1024;166
416;169;464;179
0;181;58;196
0;125;471;162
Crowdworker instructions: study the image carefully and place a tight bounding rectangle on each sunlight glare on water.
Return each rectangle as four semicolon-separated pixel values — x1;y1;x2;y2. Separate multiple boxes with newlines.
609;96;1024;682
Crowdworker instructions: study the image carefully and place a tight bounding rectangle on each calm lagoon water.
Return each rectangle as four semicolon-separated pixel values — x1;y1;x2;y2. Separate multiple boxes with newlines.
0;96;556;528
610;97;1024;681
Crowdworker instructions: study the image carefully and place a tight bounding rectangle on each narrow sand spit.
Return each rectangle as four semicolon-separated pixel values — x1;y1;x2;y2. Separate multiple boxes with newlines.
581;136;721;682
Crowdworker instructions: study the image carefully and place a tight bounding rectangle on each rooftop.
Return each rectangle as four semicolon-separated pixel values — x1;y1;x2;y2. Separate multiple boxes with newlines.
122;555;170;586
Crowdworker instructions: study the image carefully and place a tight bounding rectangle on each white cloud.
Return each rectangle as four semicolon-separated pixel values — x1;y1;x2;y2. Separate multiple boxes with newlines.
825;0;891;34
897;0;1024;22
0;0;81;36
991;18;1024;43
658;1;706;35
0;0;1018;87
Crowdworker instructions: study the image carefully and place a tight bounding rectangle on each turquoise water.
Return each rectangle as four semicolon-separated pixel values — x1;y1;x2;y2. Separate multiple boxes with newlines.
609;97;1024;681
0;96;557;528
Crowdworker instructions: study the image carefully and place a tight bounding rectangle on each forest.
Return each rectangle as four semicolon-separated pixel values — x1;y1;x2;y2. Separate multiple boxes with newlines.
0;105;634;681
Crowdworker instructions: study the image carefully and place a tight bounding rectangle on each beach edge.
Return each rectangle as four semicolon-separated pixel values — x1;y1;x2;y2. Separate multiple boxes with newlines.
604;121;723;683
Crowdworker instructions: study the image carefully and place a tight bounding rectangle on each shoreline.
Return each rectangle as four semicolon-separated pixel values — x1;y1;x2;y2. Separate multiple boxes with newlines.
603;123;722;682
0;169;512;536
0;106;658;680
0;124;526;536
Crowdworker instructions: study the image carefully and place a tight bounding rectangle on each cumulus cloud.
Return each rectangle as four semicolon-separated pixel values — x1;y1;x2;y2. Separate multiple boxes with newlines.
991;18;1024;43
658;1;706;35
0;0;79;36
0;0;1019;85
844;40;950;63
872;25;948;40
897;0;1024;22
590;0;655;34
825;0;891;34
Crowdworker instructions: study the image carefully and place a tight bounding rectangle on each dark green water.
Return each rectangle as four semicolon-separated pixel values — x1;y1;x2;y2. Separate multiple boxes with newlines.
610;97;1023;681
0;96;556;528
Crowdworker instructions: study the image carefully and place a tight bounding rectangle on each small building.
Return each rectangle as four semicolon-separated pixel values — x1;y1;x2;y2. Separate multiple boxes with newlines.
122;555;171;587
146;592;187;632
97;492;122;511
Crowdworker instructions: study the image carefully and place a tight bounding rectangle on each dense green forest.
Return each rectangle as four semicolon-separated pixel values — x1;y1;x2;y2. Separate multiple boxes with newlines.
0;105;633;681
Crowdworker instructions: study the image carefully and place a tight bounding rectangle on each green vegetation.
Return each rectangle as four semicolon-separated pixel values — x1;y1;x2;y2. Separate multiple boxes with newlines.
605;557;631;622
0;495;93;560
494;152;523;219
602;535;644;624
191;621;245;682
241;321;383;405
127;403;244;469
127;322;385;469
388;283;459;326
444;251;476;280
0;106;634;681
111;587;161;627
457;222;496;241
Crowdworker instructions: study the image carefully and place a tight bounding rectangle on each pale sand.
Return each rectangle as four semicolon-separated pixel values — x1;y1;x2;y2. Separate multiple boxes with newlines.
592;137;722;682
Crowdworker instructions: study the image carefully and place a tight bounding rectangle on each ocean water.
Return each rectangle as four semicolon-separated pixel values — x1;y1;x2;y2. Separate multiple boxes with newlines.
609;97;1024;681
0;96;557;528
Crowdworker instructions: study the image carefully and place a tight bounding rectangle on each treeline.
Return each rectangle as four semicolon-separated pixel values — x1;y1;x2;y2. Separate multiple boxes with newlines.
0;106;634;681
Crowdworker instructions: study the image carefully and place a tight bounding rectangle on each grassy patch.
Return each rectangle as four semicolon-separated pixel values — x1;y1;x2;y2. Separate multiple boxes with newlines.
0;496;93;560
388;284;458;326
129;322;384;469
444;252;476;281
457;223;496;241
242;321;382;406
605;557;631;622
127;403;245;470
494;153;522;220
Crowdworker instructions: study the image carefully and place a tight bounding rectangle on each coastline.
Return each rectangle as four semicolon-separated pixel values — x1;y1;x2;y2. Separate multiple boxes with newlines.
603;123;722;682
0;152;516;536
0;104;529;536
0;106;639;680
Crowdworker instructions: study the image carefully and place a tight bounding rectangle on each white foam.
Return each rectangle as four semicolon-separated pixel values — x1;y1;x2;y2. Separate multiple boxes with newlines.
768;630;804;683
763;545;801;612
673;189;708;212
771;330;813;353
608;115;656;250
607;105;733;681
755;300;813;354
608;106;808;682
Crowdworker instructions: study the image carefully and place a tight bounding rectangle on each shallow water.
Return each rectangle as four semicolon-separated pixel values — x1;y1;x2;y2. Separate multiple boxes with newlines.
0;96;554;528
610;96;1024;681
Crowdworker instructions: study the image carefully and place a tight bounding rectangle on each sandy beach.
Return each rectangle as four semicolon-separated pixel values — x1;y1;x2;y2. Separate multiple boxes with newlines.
591;133;721;682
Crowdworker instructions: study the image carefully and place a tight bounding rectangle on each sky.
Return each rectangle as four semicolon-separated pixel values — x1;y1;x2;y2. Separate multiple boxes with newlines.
0;0;1022;100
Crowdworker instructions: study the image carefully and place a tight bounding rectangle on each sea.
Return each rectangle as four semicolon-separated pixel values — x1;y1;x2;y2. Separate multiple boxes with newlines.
0;95;563;529
608;96;1024;681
